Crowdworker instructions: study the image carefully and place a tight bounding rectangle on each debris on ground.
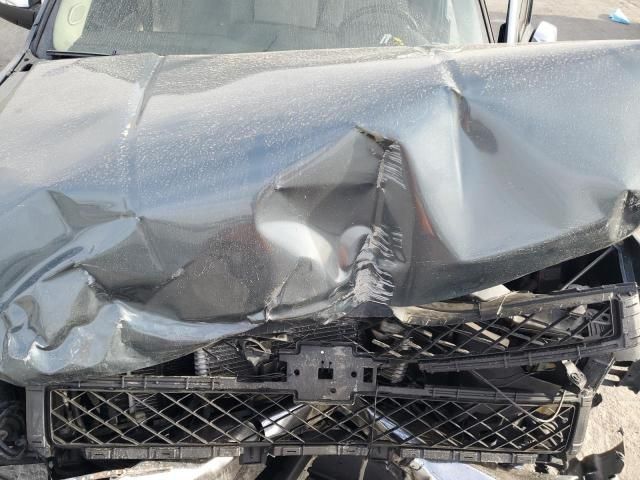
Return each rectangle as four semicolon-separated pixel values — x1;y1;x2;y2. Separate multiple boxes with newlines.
610;8;632;25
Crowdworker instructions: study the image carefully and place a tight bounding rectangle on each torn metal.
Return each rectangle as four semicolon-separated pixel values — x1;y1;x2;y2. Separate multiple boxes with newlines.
1;41;640;384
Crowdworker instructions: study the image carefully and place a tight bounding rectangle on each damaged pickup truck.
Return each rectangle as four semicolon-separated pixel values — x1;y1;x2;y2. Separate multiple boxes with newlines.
1;0;640;479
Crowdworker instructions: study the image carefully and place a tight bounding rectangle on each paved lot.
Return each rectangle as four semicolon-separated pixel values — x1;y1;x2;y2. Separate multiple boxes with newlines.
1;2;640;479
487;0;640;40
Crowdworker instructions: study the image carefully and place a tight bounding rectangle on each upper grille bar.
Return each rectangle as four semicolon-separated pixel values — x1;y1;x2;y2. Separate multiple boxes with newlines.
230;284;640;373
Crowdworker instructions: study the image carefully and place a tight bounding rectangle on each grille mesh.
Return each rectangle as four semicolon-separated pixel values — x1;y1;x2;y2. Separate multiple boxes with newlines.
369;304;615;362
50;389;575;454
195;286;638;377
201;296;626;373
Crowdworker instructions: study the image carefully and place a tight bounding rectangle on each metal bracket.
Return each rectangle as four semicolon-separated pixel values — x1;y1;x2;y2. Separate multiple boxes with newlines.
279;345;378;402
562;360;587;390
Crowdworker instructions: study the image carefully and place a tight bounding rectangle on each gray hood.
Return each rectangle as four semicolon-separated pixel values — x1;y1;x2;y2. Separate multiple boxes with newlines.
1;41;640;384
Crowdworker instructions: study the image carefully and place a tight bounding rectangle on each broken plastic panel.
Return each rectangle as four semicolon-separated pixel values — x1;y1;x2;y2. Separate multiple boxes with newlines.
194;284;640;376
383;284;640;372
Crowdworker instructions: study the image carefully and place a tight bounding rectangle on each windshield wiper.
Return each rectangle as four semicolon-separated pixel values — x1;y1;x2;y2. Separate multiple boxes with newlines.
47;50;116;59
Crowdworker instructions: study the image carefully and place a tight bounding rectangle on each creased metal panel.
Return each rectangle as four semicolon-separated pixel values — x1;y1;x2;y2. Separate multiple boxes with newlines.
1;41;640;384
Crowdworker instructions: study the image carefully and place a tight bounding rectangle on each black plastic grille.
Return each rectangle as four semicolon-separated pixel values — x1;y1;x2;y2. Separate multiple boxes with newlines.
368;303;615;362
197;285;638;375
50;389;575;454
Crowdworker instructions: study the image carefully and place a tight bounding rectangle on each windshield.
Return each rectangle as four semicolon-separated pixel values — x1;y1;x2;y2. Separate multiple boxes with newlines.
39;0;488;56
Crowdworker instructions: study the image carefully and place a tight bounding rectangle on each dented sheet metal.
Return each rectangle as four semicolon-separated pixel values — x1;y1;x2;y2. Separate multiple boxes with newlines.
1;41;640;384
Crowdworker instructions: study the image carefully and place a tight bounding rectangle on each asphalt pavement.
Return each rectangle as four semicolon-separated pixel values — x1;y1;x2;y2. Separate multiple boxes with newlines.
486;0;640;40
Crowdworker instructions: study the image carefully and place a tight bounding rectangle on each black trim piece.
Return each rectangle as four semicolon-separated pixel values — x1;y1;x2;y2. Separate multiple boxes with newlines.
477;0;495;43
0;3;38;29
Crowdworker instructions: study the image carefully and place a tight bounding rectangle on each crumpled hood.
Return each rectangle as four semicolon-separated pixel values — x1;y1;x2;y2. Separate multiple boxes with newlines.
1;41;640;384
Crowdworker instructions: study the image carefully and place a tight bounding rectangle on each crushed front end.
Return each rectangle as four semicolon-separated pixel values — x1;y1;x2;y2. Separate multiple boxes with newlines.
2;41;640;478
22;242;640;478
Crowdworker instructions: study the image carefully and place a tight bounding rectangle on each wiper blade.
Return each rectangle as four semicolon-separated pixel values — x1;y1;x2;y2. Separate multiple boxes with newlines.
47;50;116;59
